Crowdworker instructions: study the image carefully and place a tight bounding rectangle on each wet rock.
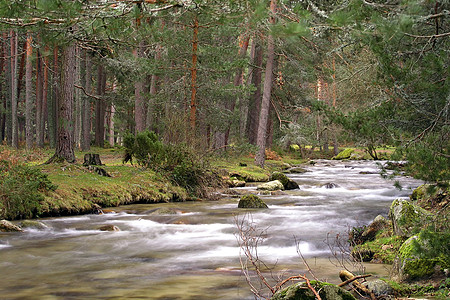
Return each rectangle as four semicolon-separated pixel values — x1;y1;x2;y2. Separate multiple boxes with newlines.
286;167;308;174
20;220;48;230
389;199;431;237
323;182;338;189
361;215;389;242
227;179;246;188
272;280;356;300
98;224;120;231
271;190;288;196
270;172;299;190
257;180;284;191
364;280;393;297
150;207;180;215
0;220;23;232
238;194;268;209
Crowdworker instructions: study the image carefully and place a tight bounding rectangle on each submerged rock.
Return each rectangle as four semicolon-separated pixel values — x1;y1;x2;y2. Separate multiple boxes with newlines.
20;220;48;230
98;224;120;231
323;182;338;189
257;180;284;191
289;167;308;174
272;280;356;300
0;220;23;232
238;194;268;209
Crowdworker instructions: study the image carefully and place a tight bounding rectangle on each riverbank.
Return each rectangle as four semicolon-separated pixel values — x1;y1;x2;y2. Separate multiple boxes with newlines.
0;146;304;220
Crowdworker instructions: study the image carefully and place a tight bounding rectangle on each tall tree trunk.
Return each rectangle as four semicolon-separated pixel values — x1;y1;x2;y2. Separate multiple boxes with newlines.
146;45;161;131
109;104;115;147
47;43;76;163
95;64;106;147
255;0;277;168
74;45;81;149
332;56;339;156
10;29;18;148
246;37;263;145
25;32;33;149
81;50;92;151
48;47;59;148
0;36;5;142
42;50;49;146
36;49;44;147
134;42;146;134
189;14;199;131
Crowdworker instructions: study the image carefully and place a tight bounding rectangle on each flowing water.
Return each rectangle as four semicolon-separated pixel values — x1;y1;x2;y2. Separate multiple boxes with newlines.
0;160;423;299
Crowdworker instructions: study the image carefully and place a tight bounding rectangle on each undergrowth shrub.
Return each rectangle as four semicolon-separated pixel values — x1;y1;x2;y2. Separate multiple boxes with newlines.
123;131;219;197
0;160;57;220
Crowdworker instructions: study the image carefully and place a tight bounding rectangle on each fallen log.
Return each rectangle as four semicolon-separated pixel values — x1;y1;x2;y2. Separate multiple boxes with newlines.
339;270;376;300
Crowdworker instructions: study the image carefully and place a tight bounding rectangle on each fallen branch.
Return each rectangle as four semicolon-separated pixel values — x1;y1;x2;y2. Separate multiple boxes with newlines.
339;270;375;300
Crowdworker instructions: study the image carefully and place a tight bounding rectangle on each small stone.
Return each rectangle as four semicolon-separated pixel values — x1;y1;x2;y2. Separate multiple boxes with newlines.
98;224;120;231
0;220;23;232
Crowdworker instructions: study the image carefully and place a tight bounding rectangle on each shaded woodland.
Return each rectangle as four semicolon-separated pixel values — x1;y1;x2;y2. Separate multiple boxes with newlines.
0;0;448;180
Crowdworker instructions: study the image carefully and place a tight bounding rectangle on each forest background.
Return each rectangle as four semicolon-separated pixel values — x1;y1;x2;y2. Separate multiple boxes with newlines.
0;0;448;181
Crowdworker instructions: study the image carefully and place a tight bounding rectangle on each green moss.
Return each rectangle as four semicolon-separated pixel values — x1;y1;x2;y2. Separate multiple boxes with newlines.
352;235;406;264
238;194;268;209
272;280;356;300
270;172;290;187
333;148;355;160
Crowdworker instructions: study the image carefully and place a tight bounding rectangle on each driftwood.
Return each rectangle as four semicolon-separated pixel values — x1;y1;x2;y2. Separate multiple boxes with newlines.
339;270;376;300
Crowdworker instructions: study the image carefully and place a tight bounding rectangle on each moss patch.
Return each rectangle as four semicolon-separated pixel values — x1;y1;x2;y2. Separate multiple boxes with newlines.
333;148;355;160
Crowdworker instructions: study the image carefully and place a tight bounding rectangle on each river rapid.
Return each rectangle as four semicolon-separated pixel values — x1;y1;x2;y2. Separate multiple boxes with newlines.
0;160;423;299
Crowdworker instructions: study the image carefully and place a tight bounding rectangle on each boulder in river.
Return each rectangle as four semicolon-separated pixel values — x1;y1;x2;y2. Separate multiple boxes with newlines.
272;280;356;300
364;279;393;297
286;167;308;174
0;220;23;232
361;215;389;242
98;224;120;231
257;180;284;191
269;172;299;190
238;194;268;209
323;182;339;189
20;220;48;230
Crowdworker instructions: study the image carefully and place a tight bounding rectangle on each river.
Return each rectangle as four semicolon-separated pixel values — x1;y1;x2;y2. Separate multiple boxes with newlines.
0;160;423;299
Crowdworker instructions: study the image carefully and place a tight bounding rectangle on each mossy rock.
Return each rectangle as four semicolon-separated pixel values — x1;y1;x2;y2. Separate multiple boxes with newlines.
393;230;450;281
286;167;308;174
20;220;48;230
332;148;354;160
389;199;431;237
351;235;406;264
238;194;268;209
257;180;284;191
269;172;299;190
272;280;356;300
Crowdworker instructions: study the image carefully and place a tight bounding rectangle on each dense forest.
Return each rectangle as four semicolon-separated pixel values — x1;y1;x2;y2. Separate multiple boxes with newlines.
0;0;448;178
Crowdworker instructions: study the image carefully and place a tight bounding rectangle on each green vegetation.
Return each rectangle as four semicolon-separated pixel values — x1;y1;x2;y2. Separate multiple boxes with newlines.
0;160;57;219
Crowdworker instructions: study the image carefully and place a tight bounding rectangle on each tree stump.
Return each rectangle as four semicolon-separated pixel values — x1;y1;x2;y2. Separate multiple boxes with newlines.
83;153;103;166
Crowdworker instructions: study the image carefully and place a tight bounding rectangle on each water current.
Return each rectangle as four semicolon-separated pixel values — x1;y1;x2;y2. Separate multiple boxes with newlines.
0;160;423;299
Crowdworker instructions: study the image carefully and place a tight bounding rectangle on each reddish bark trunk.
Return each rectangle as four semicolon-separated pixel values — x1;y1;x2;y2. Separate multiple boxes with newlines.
189;15;199;131
25;32;33;149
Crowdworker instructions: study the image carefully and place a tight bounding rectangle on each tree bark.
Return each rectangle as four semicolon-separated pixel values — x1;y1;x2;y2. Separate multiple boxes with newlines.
0;36;5;142
146;45;161;132
95;64;106;147
81;50;92;151
36;48;44;147
134;42;146;134
10;29;18;148
189;14;199;131
255;0;277;168
25;32;33;149
246;37;263;145
48;47;59;148
74;45;81;149
47;43;76;163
